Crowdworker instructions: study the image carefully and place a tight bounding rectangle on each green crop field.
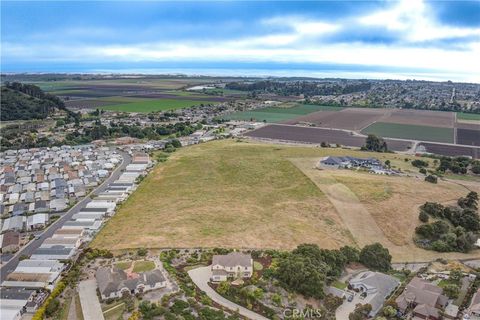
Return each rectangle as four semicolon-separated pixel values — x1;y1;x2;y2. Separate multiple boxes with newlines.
361;122;454;143
220;104;343;122
457;112;480;121
98;98;216;112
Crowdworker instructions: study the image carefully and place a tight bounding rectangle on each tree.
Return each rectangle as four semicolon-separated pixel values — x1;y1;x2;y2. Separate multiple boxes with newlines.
359;243;392;272
277;253;328;299
382;305;397;318
364;135;388;152
425;175;438;183
419;210;429;223
324;294;343;313
449;269;462;282
340;246;360;263
349;304;372;320
45;298;60;317
443;284;460;299
137;247;148;256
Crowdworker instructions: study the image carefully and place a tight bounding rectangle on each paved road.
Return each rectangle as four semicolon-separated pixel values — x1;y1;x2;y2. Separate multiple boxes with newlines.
0;150;131;282
188;266;269;320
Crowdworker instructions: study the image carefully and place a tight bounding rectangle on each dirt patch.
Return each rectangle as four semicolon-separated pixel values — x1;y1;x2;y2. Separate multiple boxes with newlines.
285;108;386;130
244;124;412;151
382;109;455;128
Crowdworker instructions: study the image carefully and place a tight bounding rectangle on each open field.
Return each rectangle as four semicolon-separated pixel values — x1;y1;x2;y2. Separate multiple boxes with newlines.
98;98;217;112
220;104;343;123
285;107;386;130
381;109;455;128
457;128;480;146
361;122;454;143
91;140;480;261
92;140;355;251
418;143;480;158
291;157;478;261
244;124;412;151
457;112;480;121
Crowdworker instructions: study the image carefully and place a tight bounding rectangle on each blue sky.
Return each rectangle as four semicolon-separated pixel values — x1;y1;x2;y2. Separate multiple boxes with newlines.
2;0;480;82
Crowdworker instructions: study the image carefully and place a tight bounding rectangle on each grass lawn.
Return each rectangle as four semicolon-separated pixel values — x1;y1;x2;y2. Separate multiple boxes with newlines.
99;98;215;112
332;280;347;290
103;303;125;320
253;261;263;271
132;260;155;273
219;104;342;123
115;261;132;270
457;112;480;121
361;122;454;143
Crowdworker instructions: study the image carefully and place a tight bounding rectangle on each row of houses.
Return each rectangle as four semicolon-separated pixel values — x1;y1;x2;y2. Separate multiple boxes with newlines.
318;156;399;175
0;145;121;218
0;150;151;320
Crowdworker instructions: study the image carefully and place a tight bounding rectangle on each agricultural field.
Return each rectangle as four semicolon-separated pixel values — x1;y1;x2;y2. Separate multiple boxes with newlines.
457;128;480;146
97;98;217;113
91;140;479;261
30;77;240;111
285;107;386;130
220;104;343;123
361;122;454;143
418;143;480;158
245;124;412;151
381;109;455;128
457;112;480;121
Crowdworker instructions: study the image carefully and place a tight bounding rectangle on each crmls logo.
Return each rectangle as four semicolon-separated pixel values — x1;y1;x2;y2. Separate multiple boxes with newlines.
283;308;324;318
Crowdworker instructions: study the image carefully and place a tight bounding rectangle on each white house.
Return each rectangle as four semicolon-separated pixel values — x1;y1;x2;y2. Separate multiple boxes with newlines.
211;252;253;282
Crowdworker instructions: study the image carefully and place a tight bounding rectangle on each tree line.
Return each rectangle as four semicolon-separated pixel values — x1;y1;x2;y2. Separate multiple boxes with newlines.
415;191;479;252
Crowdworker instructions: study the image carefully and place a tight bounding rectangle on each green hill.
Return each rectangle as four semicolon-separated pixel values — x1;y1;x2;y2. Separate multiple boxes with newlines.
1;82;66;121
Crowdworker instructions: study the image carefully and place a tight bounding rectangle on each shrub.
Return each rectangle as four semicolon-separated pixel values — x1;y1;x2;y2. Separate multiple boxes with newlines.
419;210;429;223
425;175;438;184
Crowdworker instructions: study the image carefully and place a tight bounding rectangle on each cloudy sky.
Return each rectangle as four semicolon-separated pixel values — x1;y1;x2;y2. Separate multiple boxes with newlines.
2;0;480;82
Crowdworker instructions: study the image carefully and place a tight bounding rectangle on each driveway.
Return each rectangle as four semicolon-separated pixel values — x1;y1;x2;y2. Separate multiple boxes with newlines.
78;279;105;320
188;266;269;320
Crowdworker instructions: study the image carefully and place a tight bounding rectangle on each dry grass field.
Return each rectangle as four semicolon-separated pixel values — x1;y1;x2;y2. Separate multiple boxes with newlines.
92;140;480;262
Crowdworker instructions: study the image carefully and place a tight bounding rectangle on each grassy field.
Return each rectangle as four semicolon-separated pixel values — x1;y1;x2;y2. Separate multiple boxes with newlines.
91;140;479;261
99;98;215;112
132;260;155;273
457;112;480;121
220;104;343;123
361;122;454;143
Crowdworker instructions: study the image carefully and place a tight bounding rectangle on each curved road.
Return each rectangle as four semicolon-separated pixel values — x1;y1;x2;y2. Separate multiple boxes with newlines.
0;150;131;282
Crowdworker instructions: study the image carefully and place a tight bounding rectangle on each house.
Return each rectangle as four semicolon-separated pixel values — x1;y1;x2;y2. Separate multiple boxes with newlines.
395;277;448;320
96;267;166;300
30;245;75;260
50;198;68;212
0;231;20;253
348;271;400;317
467;288;480;319
26;214;49;230
1;216;25;232
0;288;36;320
318;156;383;170
211;252;253;282
1;259;64;289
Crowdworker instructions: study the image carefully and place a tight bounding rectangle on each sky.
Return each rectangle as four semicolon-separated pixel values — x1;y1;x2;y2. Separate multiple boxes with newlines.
1;0;480;82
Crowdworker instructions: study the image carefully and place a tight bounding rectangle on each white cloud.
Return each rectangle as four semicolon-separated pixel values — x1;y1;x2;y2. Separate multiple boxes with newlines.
359;0;480;42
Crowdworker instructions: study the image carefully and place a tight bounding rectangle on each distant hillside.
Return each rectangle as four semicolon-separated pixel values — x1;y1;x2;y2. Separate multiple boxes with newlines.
0;82;66;121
